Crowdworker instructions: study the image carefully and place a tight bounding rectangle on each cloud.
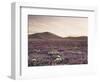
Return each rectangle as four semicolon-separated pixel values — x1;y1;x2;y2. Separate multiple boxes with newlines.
28;15;88;37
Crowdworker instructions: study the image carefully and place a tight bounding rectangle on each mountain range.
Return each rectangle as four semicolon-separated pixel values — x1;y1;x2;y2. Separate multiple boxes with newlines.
28;32;87;40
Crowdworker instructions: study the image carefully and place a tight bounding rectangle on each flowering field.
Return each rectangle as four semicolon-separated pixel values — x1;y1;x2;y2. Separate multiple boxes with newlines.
28;32;88;66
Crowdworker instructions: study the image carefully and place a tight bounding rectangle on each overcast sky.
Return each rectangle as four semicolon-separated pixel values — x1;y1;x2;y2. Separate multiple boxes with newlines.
28;15;88;37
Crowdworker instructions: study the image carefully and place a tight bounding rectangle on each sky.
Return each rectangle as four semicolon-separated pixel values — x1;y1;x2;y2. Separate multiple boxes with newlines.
28;15;88;37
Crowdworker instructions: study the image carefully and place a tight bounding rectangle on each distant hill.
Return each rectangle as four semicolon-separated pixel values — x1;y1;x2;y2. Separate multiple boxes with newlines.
65;36;88;40
28;32;62;39
28;32;87;40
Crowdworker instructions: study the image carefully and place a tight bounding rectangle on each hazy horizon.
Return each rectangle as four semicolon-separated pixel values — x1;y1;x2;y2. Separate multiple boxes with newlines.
28;15;88;37
28;31;88;38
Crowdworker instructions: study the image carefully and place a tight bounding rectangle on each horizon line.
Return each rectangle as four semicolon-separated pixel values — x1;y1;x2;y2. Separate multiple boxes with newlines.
28;31;88;38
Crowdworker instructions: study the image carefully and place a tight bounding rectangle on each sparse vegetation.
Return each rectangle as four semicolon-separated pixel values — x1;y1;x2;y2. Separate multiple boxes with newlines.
28;32;88;66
